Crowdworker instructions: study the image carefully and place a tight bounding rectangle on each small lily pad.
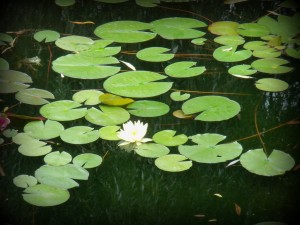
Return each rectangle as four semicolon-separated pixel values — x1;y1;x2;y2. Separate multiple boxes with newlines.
153;130;188;146
240;149;295;176
164;61;206;78
0;57;9;70
15;88;55;105
34;30;60;43
99;93;134;106
40;100;87;121
208;21;239;36
98;125;121;140
243;41;269;51
0;70;32;93
73;153;102;169
137;47;174;62
170;91;190;101
253;47;281;58
44;151;72;166
55;35;94;52
213;45;252;62
24;120;64;140
214;35;245;46
237;23;270;37
155;154;192;172
23;184;70;207
60;126;99;144
255;78;289;92
13;175;38;188
85;105;130;126
135;143;170;158
18;140;52;157
191;38;207;45
72;90;104;105
126;100;170;117
228;64;257;78
182;96;241;121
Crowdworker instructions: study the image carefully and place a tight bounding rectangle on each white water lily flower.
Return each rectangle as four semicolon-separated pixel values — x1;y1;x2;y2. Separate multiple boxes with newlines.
117;120;152;151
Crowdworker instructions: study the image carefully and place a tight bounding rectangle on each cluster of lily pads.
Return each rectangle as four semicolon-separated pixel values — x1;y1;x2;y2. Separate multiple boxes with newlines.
0;11;299;207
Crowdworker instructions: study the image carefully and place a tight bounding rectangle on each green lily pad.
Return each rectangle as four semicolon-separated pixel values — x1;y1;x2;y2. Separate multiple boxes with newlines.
0;70;32;93
251;58;293;74
240;149;295;176
79;40;121;58
191;38;207;45
286;47;300;59
213;45;252;62
15;88;55;105
34;30;60;43
255;78;289;92
44;151;72;166
228;64;257;78
0;33;13;43
98;125;121;140
182;96;241;121
72;89;104;105
155;154;192;172
18;140;52;157
55;35;94;52
237;23;270;37
13;175;38;188
85;105;130;126
23;184;70;207
208;21;239;36
135;0;159;7
153;130;188;146
253;47;281;58
243;41;269;51
137;47;174;62
94;20;156;43
99;93;134;106
35;164;89;189
40;100;87;121
2;129;18;138
12;132;38;145
24;120;64;140
164;61;206;78
170;91;190;101
214;35;245;46
126;100;170;117
151;17;206;40
103;70;173;98
179;133;243;163
73;153;102;169
60;126;99;144
0;57;9;70
135;143;170;158
52;54;120;79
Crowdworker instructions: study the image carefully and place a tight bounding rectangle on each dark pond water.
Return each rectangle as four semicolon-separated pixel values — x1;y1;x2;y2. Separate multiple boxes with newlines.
1;1;300;225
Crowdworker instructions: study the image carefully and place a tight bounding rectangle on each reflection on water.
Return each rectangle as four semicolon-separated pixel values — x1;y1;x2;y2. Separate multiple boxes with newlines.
1;1;300;225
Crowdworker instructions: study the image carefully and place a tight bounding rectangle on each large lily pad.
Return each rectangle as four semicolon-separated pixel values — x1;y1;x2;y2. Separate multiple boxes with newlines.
52;54;120;79
94;21;156;43
103;70;173;98
35;164;89;189
85;105;130;126
23;184;70;207
208;21;239;36
240;149;295;176
126;100;169;117
55;35;94;52
40;100;87;121
151;17;206;40
155;154;192;172
213;45;252;62
153;130;188;146
137;47;174;62
0;70;32;93
15;88;55;105
164;61;206;78
60;126;99;144
182;96;241;121
255;78;289;92
135;143;170;158
24;120;64;140
179;133;243;163
251;58;293;74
